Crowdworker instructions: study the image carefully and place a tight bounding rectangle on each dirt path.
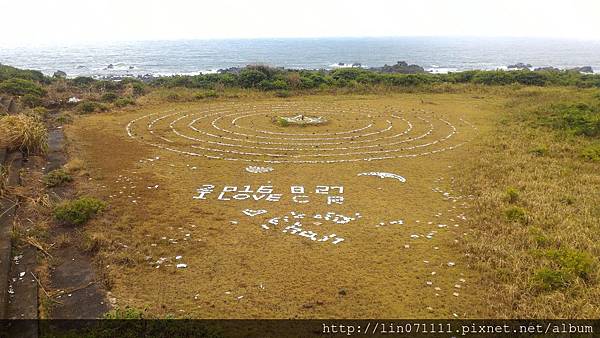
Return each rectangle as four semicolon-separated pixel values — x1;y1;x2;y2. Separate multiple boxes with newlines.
67;94;500;318
44;126;109;319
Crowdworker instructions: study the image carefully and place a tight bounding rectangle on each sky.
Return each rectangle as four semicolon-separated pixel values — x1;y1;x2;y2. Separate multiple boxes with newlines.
1;0;599;46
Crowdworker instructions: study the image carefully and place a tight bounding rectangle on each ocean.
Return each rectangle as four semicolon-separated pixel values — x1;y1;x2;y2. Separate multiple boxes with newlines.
1;37;599;78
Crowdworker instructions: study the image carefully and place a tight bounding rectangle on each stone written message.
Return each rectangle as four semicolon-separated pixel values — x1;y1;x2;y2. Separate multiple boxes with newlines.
259;211;363;245
193;184;345;204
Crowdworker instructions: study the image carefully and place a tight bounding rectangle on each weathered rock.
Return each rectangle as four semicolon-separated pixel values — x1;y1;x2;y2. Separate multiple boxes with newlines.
217;67;243;74
370;61;425;74
53;70;67;78
507;63;532;69
534;66;561;72
568;66;594;73
7;98;18;114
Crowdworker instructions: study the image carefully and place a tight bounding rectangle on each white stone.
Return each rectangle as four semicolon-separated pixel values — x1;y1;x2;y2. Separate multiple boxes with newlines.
357;172;406;182
245;166;274;174
242;209;267;217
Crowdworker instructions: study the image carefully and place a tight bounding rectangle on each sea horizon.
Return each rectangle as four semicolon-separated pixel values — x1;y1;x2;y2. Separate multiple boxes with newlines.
2;36;600;77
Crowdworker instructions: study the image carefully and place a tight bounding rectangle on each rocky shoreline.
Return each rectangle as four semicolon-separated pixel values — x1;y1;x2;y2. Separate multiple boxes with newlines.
49;61;596;82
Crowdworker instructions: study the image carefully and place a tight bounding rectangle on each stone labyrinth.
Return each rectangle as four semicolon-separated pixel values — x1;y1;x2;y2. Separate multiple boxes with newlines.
123;102;477;247
126;102;477;164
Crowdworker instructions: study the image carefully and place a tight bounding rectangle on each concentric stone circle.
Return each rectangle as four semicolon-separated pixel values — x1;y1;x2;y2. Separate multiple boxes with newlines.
126;102;477;164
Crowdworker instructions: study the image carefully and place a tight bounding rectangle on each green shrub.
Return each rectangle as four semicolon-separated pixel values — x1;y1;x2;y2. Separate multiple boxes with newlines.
0;64;45;82
55;113;73;124
534;268;568;290
114;97;136;108
0;78;45;96
21;93;43;108
258;79;289;91
104;307;145;319
100;92;119;102
534;248;596;290
93;80;121;92
77;101;107;114
25;107;49;119
131;82;145;96
581;144;600;162
238;69;267;88
505;187;519;204
53;197;106;226
71;76;95;87
505;206;527;224
547;249;596;280
539;103;600;137
331;68;368;81
43;169;73;187
514;71;547;86
77;102;96;113
472;71;515;86
127;65;599;91
276;117;289;127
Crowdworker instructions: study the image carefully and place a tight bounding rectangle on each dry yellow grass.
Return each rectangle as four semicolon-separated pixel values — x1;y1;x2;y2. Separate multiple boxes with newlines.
63;158;88;177
63;87;599;318
0;114;48;155
0;164;7;196
458;87;600;318
66;93;500;318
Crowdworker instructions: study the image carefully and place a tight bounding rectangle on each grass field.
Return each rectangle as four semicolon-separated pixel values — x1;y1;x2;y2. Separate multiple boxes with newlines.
63;88;599;319
459;87;600;318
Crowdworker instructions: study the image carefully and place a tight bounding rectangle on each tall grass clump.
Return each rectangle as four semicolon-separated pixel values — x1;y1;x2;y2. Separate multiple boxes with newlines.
0;165;7;197
0;114;48;155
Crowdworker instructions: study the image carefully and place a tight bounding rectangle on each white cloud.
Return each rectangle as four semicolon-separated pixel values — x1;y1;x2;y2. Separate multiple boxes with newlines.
1;0;599;46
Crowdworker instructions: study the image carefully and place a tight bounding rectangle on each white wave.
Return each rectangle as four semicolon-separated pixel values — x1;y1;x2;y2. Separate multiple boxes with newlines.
330;63;364;69
151;69;218;77
426;67;458;74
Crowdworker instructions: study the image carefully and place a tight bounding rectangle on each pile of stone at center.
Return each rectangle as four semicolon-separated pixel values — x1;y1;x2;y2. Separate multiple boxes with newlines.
278;114;327;125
